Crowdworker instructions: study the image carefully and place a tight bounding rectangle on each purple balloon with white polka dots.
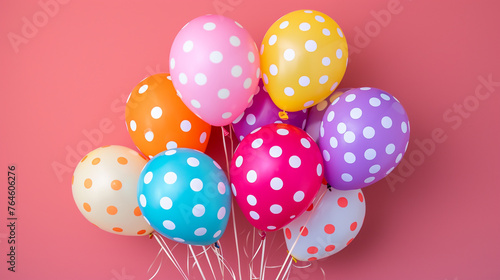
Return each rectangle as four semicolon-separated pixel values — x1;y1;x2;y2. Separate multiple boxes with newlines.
318;87;410;190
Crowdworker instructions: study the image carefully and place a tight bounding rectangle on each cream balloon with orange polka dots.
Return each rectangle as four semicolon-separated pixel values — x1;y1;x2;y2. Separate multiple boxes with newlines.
72;145;154;236
261;10;348;112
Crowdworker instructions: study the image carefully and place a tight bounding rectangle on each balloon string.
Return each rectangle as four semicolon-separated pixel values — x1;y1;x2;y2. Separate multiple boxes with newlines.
280;258;293;280
152;233;188;280
147;252;163;280
259;235;267;280
202;246;217;280
275;188;328;280
189;245;207;280
211;242;237;280
186;245;190;278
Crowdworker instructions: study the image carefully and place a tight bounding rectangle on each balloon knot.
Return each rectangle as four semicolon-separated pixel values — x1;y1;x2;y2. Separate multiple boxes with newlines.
327;184;332;191
259;231;267;240
279;111;289;120
222;127;229;137
149;232;154;239
214;242;220;249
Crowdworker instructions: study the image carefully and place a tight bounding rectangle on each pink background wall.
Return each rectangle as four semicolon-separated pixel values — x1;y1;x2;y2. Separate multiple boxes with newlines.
1;0;499;279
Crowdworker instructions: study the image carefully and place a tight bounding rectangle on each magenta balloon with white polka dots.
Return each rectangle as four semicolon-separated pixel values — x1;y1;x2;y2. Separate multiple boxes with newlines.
169;15;260;126
230;123;324;232
318;87;410;190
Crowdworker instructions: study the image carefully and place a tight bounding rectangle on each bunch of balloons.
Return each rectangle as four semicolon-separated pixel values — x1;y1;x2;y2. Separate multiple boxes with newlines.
71;8;410;269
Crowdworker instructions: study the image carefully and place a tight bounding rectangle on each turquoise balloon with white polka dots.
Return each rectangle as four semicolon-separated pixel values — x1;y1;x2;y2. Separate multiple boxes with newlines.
137;148;231;246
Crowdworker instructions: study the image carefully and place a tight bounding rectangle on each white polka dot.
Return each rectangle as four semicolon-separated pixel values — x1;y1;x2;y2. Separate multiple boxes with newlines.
323;150;331;161
179;73;188;85
235;21;243;28
145;131;154;142
381;93;391;100
150;107;163;119
364;177;375;183
251;127;261;134
216;182;225;195
322;57;330;66
317;163;322;176
405;141;409;152
364;149;376;160
247;195;257;206
396;153;403;163
246;51;255;64
304;10;312;13
369;164;381;174
269;35;277;45
269;146;282;158
350;108;362;119
250;211;260;220
386;144;395;155
160;197;173;210
191;99;201;108
386;167;395;175
210;51;223;63
144;172;153;184
213;230;222;238
235;156;243;167
341;173;353;182
247;170;257;183
330;136;338;148
217;207;226;220
246;114;256;125
239;136;244;141
183;40;193;52
304;100;314;107
180;120;191;132
138;84;148;94
243;78;252;88
305;40;317;52
203;22;216;30
279;21;289;29
345;94;356;102
148;155;153;159
186;157;199;167
194;228;207;236
293;191;305;202
289;156;301;168
330;82;339;92
166;141;177;149
139;194;146;207
233;113;244;124
344;152;356;163
315;15;325;22
270;177;283;190
337;28;343;37
173;237;185;243
319;75;328;84
269;64;278;75
164;172;177;184
284;49;295;61
301;138;311;148
336;49;343;59
277;128;289;135
192;204;205;217
231;65;242;77
317;100;328;111
270;204;282;214
222;112;232;119
401;122;408;133
337;122;347;134
216;88;230;100
230;36;240;47
263;73;268;84
363;127;375;139
260;44;264;55
231;183;237;196
369;97;381;107
344;131;355;143
190;178;203;192
251;138;263;148
170;58;175;70
360;87;371;91
320;125;325;137
299;22;311;31
381;116;393;128
299;76;310;86
130;120;137;131
284;87;294;96
322;28;330;36
163;220;175;230
267;226;276;230
326;111;335;122
165;150;176;156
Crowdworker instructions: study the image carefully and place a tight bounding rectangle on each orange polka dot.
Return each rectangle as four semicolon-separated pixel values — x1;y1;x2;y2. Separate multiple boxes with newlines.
134;206;142;216
84;178;92;189
81;155;88;163
92;158;101;165
337;197;348;208
111;180;122;190
346;238;354;246
306;203;314;211
307;246;318;254
325;245;335;252
324;224;335;234
83;203;91;212
300;226;308;237
102;145;111;148
350;222;358;231
107;206;118;215
117;157;128;165
137;229;147;235
308;257;317;261
113;227;123;232
285;228;292;240
72;176;74;185
358;192;364;202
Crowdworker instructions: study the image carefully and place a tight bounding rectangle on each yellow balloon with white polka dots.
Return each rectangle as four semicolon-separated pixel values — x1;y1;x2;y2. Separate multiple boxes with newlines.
260;10;348;112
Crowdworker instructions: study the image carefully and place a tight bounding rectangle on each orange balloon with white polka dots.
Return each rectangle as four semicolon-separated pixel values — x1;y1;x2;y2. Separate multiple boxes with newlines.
72;145;154;236
125;73;212;158
260;10;348;112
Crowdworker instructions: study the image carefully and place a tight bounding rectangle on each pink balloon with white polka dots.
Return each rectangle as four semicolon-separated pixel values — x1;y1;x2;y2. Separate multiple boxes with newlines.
169;15;260;126
230;123;324;232
318;87;410;190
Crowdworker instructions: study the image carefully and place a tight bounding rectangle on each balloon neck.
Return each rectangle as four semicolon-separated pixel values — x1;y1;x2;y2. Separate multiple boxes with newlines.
149;232;154;239
222;126;229;137
327;184;332;191
286;250;298;263
279;110;289;120
259;230;267;240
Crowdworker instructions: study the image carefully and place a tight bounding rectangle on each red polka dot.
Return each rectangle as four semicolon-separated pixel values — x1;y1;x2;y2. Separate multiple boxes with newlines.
300;226;309;236
337;197;348;208
350;222;358;231
358;192;364;202
325;245;335;252
308;257;317;261
306;203;314;211
324;224;335;234
307;246;318;254
346;238;354;246
285;228;292;240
